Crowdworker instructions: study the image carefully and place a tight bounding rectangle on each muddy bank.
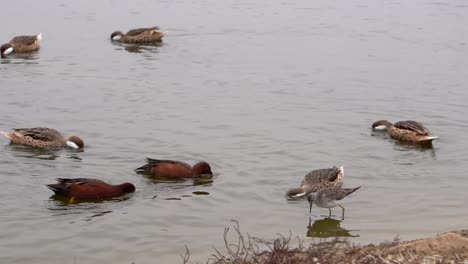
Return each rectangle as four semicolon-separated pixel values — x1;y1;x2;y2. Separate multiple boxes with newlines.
199;224;468;264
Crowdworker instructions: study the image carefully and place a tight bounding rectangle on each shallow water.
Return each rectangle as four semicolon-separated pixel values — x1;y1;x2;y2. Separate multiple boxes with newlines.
1;0;467;263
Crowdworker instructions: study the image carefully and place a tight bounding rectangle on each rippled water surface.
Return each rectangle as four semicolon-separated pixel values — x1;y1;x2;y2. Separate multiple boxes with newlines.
1;0;467;263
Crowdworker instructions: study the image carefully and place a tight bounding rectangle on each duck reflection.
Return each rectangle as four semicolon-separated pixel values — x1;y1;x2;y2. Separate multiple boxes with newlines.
112;42;163;54
5;144;84;161
144;176;214;200
0;51;40;64
371;130;436;153
48;194;133;205
6;144;61;160
307;217;359;238
143;174;214;186
393;140;436;153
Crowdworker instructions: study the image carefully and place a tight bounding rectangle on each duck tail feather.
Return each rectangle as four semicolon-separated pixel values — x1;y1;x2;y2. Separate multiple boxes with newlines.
0;130;12;140
135;163;153;174
421;136;438;141
46;184;61;194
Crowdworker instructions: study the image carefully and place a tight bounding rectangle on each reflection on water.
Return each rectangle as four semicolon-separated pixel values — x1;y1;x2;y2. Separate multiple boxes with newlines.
48;193;133;205
4;144;84;161
192;191;210;195
5;144;61;160
143;175;214;186
307;217;359;238
0;51;40;64
47;199;118;222
392;140;435;153
140;174;214;200
1;0;467;262
370;130;437;154
112;42;164;54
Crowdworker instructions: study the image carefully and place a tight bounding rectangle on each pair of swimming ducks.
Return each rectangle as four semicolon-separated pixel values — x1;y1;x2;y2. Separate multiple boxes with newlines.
0;120;437;214
0;27;167;58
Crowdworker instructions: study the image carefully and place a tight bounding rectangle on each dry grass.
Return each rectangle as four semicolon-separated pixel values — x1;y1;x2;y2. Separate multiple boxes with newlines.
182;221;468;264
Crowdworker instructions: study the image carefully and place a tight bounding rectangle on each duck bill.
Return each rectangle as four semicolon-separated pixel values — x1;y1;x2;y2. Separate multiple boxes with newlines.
374;125;387;130
66;141;79;149
200;173;213;179
3;47;13;55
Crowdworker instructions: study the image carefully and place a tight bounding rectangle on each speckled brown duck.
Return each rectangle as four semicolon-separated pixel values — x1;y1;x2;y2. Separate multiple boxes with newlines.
0;127;84;149
47;178;135;200
135;158;212;179
110;27;167;43
1;33;42;58
286;166;344;198
372;120;438;143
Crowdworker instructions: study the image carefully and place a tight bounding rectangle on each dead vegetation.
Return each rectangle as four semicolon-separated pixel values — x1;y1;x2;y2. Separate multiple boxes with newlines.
183;221;468;264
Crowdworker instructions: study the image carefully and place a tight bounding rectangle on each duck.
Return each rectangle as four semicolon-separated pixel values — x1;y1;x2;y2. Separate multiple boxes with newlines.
110;27;167;44
135;158;213;179
372;120;438;143
286;166;344;198
46;178;135;199
1;33;42;58
0;127;84;149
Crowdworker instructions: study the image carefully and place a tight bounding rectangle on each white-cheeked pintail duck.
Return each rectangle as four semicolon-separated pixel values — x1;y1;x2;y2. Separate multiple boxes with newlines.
0;127;84;149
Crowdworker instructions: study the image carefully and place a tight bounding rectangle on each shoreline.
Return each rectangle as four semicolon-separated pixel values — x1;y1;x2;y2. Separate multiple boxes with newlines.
192;224;468;264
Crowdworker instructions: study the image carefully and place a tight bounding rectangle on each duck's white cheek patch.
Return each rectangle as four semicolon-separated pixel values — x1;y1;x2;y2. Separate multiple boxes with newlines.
3;47;13;55
374;125;387;130
112;35;122;40
66;141;79;149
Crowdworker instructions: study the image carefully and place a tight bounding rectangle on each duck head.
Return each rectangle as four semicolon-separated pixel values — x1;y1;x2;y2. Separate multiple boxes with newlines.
66;136;85;149
372;120;393;130
192;161;213;177
120;182;136;193
111;31;124;41
1;44;13;58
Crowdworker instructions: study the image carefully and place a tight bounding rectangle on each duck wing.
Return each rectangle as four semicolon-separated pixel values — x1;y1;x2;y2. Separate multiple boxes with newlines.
55;178;102;186
13;127;63;142
135;158;191;174
10;35;38;45
394;121;430;135
302;166;343;185
126;27;160;36
145;158;190;168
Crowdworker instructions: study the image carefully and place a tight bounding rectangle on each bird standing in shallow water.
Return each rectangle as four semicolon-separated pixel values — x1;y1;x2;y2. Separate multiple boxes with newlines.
0;127;84;149
111;27;167;44
1;33;42;58
286;166;344;198
372;120;437;144
307;186;360;220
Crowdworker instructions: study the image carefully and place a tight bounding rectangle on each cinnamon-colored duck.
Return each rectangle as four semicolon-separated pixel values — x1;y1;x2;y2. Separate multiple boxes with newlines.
135;158;213;179
46;178;135;199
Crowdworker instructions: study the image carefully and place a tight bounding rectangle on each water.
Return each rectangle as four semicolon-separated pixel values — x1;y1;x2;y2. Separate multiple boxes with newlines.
1;0;467;263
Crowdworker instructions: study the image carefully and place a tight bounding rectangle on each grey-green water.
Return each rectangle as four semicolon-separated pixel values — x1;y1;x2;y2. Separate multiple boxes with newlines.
1;0;467;263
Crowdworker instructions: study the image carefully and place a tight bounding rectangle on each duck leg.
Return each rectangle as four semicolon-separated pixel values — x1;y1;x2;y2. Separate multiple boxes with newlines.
328;208;332;218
